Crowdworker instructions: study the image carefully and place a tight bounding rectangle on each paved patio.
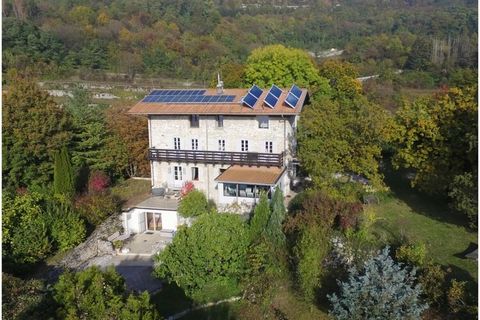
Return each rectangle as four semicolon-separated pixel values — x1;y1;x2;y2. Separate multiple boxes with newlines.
122;232;173;256
109;255;163;293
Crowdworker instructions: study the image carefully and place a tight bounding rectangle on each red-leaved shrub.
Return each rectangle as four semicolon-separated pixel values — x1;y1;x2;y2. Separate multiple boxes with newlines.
181;181;195;197
88;171;110;193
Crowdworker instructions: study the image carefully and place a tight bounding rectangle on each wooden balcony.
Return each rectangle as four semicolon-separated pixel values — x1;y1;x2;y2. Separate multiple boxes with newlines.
149;148;284;167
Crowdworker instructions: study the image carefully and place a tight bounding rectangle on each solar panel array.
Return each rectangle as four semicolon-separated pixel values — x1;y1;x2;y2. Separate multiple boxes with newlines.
142;89;236;103
284;84;302;109
242;85;264;109
264;84;283;108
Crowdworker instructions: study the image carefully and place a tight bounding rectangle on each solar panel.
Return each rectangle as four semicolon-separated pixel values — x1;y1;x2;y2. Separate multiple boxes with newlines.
142;89;236;104
270;85;282;98
285;92;299;109
249;85;263;98
243;93;257;108
290;85;302;98
264;93;278;109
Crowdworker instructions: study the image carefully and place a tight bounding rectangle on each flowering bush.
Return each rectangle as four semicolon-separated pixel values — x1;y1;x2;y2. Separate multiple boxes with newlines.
88;171;110;193
181;181;195;197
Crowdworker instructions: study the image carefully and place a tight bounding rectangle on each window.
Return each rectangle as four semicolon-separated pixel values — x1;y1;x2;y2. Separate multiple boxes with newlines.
218;139;225;151
258;116;269;129
216;115;224;128
174;137;181;150
174;166;182;180
191;167;199;180
223;183;237;197
241;140;249;152
190;115;199;128
238;184;256;198
265;141;273;153
191;138;199;150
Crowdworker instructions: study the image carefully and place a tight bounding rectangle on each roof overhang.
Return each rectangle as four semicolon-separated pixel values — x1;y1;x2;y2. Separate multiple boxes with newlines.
215;165;286;185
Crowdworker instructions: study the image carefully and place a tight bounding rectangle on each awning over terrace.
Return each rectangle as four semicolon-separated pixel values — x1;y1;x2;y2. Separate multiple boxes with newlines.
215;165;285;185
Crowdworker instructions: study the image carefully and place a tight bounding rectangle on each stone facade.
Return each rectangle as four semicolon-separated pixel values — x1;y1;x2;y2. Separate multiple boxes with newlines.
148;114;299;205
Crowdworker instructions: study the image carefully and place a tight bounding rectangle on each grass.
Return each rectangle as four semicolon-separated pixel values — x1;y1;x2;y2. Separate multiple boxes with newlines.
370;167;477;282
151;281;330;320
110;178;151;209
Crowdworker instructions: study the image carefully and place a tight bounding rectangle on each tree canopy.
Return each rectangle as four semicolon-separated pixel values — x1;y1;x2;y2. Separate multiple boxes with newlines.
154;213;249;302
3;75;71;190
391;87;477;193
244;44;328;89
297;96;390;192
54;266;159;320
328;247;428;319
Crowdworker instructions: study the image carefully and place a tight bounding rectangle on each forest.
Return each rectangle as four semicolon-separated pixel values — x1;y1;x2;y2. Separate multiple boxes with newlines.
2;0;478;319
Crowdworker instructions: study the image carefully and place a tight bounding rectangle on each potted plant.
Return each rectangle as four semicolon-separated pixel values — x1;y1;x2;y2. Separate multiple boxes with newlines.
113;240;123;254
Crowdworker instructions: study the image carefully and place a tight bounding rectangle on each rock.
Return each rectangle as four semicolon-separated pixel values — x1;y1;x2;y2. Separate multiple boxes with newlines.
59;214;123;270
97;239;114;255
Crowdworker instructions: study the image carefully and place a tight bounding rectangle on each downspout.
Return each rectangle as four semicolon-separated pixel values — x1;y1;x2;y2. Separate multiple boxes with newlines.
148;116;154;188
205;115;210;199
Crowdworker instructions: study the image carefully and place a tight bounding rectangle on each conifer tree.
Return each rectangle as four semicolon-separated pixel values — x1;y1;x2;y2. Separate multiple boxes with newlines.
249;192;270;242
266;186;286;250
328;247;428;319
53;147;75;198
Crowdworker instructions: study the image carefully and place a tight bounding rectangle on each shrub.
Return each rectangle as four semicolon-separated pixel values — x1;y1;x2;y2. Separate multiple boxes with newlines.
48;203;86;252
418;263;447;306
10;214;51;264
294;224;330;301
177;189;209;217
448;172;477;228
88;170;110;193
328;247;428;319
154;214;249;303
395;242;427;267
76;192;121;225
180;181;194;197
2;273;54;320
54;266;159;320
447;280;469;314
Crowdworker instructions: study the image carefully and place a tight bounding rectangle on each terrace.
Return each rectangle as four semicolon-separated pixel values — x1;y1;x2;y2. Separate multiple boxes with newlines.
149;148;284;167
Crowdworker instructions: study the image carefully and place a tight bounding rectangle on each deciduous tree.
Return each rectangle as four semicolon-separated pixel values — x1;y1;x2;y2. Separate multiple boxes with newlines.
390;87;477;201
54;266;159;320
3;75;71;190
244;44;328;89
154;214;249;302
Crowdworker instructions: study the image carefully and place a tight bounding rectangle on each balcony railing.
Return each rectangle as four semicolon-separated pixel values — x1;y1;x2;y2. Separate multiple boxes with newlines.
149;148;284;167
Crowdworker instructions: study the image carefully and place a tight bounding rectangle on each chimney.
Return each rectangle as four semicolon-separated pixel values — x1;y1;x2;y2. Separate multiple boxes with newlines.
216;72;224;94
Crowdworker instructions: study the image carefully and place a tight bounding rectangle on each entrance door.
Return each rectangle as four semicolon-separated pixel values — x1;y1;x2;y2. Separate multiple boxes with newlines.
173;166;184;189
145;212;162;231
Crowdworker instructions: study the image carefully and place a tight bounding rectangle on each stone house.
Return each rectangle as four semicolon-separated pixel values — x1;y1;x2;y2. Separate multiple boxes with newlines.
122;84;308;234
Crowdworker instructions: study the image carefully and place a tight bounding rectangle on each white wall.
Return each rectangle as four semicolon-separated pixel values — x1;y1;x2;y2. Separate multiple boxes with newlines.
124;208;179;233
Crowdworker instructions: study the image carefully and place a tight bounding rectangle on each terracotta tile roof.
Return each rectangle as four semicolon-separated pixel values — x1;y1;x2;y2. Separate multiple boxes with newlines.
128;88;308;115
215;165;285;185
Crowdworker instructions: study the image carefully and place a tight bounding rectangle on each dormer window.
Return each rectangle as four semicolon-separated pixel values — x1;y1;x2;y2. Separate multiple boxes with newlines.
190;115;200;128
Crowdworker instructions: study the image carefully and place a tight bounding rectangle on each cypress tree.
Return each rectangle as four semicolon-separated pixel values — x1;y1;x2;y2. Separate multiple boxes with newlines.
266;186;287;249
53;147;75;198
249;192;270;242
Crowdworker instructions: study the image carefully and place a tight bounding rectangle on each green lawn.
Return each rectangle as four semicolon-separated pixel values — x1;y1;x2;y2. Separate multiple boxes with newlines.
371;168;477;282
151;282;330;320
